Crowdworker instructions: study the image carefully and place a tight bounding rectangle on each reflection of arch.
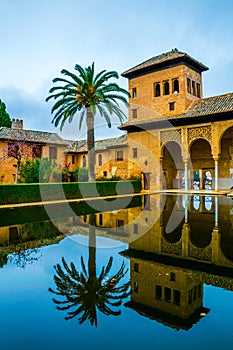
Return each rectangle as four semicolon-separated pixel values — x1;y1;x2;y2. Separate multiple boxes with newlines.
189;211;213;248
219;127;233;188
162;142;183;189
190;139;214;190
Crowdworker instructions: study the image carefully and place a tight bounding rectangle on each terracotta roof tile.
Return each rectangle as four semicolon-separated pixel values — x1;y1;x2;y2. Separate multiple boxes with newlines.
0;127;70;146
122;49;208;77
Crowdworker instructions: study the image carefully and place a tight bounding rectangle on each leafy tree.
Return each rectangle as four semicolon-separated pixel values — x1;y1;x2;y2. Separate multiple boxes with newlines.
46;63;130;181
19;157;59;183
0;99;11;127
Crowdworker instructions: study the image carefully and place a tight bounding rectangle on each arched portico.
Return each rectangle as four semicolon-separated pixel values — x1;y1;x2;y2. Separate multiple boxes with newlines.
189;138;214;190
219;126;233;189
161;141;183;189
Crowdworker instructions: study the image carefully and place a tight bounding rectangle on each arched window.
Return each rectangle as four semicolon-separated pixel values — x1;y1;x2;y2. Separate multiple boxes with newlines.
173;79;179;94
164;81;170;95
82;155;86;168
98;154;102;166
187;78;191;93
192;80;196;96
154;83;160;97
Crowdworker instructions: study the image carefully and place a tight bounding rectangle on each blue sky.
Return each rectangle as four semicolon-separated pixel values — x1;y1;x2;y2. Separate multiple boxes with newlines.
1;0;233;140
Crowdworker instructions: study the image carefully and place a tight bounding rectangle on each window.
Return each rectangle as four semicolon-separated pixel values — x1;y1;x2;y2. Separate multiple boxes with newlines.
169;102;175;111
116;150;123;161
98;154;102;166
164;287;171;302
132;109;137;119
49;146;57;159
173;79;179;94
133;224;138;234
71;154;75;164
170;272;176;281
134;263;139;272
188;289;193;304
173;290;180;305
164;81;170;95
103;171;107;177
32;145;42;158
132;87;137;98
154;83;161;97
82;155;87;167
187;78;191;93
133;148;137;158
134;282;139;293
117;219;124;229
155;285;162;300
196;83;201;97
192;80;196;96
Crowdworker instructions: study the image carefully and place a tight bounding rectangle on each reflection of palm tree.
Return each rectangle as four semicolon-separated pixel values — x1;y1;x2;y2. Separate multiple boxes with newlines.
49;256;130;326
49;214;130;326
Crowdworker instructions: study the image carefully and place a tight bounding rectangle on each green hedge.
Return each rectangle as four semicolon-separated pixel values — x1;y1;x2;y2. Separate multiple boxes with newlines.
0;180;142;205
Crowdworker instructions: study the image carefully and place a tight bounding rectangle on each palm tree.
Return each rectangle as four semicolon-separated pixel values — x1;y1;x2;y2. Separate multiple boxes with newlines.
49;256;130;327
46;63;130;181
49;215;130;326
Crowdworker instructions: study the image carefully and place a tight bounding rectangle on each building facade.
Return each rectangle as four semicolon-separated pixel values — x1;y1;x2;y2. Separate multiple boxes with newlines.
120;49;233;191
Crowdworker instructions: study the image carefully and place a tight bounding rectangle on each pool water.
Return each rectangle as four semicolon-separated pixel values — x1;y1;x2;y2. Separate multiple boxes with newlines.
1;194;233;350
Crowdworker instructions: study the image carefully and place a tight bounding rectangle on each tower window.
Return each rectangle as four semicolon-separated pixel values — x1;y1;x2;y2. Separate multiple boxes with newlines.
187;78;191;93
173;79;179;94
155;285;162;300
134;282;139;293
192;80;196;96
132;109;137;119
132;87;137;98
164;287;171;302
134;263;139;272
133;224;138;234
154;82;161;97
164;81;170;95
169;102;175;111
196;83;201;98
173;290;180;305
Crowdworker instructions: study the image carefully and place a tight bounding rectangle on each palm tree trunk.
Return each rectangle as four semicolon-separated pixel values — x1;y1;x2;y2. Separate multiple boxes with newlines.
88;214;96;283
86;108;95;181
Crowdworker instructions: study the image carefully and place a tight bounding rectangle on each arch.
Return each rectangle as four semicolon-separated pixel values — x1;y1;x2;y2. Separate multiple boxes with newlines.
189;138;214;190
219;126;233;188
162;141;183;189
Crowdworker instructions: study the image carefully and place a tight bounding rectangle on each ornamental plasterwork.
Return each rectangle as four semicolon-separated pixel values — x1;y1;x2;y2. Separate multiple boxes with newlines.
161;236;182;256
187;125;212;144
160;129;182;145
188;243;212;262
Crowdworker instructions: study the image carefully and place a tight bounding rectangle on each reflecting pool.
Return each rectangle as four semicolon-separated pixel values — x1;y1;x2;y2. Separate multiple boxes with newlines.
1;194;233;349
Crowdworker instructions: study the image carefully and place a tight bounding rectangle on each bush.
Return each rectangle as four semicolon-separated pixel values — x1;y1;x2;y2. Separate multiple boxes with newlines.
19;158;60;183
73;167;88;182
0;180;142;205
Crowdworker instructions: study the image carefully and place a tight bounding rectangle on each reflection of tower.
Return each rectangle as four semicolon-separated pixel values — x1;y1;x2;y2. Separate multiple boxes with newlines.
124;255;210;330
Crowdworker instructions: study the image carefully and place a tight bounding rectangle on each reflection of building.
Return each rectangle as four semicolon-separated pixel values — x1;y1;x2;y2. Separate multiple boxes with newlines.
120;194;233;330
124;257;209;331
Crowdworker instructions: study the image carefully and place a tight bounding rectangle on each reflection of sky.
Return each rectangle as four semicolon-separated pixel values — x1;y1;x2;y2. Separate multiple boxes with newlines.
0;235;233;349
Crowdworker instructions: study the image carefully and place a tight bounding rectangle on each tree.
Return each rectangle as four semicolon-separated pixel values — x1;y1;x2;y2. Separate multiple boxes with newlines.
19;157;60;183
0;99;11;127
49;214;130;326
46;63;130;181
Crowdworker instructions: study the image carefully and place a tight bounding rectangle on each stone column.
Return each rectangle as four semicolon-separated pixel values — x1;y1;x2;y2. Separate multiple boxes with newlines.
183;159;189;191
213;156;219;191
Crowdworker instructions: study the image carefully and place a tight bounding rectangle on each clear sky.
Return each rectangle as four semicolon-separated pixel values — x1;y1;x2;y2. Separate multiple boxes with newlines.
1;0;233;140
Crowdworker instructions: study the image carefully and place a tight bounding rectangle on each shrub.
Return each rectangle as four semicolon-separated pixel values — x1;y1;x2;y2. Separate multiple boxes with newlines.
73;167;88;182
